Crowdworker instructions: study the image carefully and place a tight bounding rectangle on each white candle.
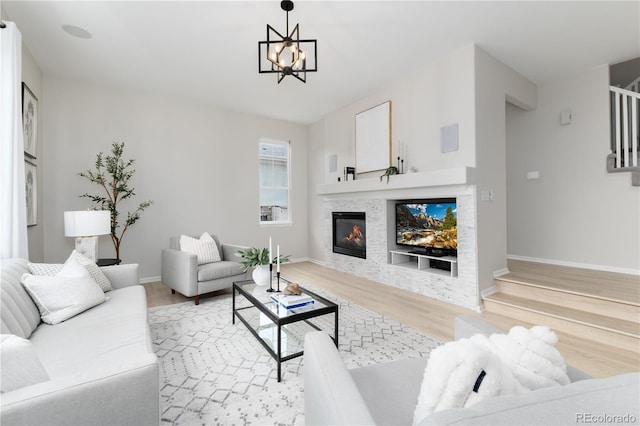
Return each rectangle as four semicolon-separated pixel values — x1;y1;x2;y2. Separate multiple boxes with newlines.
269;237;272;265
277;245;280;273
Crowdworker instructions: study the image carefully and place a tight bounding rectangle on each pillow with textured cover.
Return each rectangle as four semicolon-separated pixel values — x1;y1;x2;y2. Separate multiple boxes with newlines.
180;232;221;265
413;325;569;425
21;260;107;325
29;249;113;292
28;263;63;276
0;334;50;392
66;250;113;292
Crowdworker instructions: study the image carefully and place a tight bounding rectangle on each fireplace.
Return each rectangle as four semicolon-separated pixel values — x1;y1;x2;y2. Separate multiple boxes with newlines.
332;212;366;259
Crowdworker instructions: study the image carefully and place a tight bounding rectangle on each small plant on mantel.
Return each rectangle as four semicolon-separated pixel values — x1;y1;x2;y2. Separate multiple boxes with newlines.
236;247;291;271
79;142;153;260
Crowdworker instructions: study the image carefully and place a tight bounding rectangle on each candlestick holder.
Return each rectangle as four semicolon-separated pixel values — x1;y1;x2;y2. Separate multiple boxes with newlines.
276;271;281;292
266;264;275;292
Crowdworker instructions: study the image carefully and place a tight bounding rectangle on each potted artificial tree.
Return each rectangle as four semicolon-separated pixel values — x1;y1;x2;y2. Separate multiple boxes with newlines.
79;142;153;261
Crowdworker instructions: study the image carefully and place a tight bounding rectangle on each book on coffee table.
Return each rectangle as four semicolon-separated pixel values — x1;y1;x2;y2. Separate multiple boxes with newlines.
271;293;315;309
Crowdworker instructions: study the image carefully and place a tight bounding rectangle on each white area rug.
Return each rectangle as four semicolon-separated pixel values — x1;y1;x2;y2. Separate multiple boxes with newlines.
149;286;440;425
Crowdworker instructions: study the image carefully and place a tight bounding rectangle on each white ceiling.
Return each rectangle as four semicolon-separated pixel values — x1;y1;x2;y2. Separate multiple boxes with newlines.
3;1;639;124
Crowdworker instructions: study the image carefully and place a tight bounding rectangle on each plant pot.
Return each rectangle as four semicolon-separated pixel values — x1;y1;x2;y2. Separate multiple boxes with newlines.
252;264;271;287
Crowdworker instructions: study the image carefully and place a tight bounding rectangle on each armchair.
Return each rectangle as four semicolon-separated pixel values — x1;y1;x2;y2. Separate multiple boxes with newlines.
161;234;248;305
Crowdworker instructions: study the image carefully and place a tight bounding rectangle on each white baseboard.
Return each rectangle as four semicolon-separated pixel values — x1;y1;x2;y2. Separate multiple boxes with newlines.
493;268;509;278
140;276;161;284
290;257;327;267
507;254;639;276
481;285;497;298
307;258;327;267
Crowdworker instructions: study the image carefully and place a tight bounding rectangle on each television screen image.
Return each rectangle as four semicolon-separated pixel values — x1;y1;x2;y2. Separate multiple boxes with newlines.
396;199;457;256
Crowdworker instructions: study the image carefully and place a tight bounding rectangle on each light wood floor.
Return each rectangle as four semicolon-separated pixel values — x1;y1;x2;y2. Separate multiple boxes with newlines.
145;261;639;378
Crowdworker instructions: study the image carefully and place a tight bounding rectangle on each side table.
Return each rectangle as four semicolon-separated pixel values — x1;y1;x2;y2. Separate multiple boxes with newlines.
96;258;121;267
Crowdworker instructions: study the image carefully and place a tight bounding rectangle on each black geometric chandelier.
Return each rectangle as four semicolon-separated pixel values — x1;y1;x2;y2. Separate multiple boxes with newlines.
258;0;317;84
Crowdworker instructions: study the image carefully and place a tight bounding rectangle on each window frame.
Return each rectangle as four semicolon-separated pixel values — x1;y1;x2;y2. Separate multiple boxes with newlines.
258;137;292;226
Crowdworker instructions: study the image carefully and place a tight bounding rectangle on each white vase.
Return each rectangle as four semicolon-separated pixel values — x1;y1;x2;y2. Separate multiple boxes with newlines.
252;264;271;287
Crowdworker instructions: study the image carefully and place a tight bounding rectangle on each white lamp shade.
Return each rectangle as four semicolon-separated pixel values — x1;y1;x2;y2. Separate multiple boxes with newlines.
64;211;111;237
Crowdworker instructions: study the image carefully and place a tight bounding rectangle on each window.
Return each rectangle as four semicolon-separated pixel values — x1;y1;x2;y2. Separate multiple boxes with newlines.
259;138;290;224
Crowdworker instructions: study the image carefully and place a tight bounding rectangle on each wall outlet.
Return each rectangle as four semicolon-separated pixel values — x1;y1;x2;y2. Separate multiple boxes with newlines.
481;190;494;201
527;171;540;180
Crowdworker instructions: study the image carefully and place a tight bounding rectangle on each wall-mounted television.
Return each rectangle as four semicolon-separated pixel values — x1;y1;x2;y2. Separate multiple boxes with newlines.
396;198;457;257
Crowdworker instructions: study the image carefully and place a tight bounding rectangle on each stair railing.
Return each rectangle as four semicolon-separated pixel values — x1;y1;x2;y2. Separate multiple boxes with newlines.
625;76;640;93
610;86;639;169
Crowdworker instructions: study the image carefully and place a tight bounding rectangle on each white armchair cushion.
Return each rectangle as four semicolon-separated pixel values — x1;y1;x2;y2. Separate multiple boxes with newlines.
180;232;221;265
1;334;50;392
20;260;107;325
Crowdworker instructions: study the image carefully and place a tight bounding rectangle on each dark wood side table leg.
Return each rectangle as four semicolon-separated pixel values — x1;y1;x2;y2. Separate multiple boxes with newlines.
277;325;282;382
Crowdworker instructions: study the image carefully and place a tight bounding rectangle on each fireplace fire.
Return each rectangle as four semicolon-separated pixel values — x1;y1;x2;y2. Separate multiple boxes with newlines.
332;212;366;259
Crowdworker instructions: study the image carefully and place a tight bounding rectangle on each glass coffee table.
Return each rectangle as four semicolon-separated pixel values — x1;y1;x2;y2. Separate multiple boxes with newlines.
232;279;339;382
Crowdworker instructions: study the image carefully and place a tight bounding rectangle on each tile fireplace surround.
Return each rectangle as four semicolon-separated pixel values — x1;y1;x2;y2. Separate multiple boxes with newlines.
318;170;478;310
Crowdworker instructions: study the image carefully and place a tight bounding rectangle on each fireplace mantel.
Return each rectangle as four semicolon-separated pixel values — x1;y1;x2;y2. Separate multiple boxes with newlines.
316;167;474;196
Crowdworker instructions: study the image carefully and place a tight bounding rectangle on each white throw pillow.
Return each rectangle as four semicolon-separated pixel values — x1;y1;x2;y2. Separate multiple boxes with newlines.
28;262;64;276
20;260;107;325
28;251;113;293
0;334;50;393
180;232;221;265
413;326;569;425
66;249;113;292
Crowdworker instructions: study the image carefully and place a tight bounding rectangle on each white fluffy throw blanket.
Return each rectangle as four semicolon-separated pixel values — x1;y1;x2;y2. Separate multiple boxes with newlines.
412;325;570;425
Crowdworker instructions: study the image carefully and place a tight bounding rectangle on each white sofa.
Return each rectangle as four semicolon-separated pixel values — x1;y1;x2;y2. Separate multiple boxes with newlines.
0;258;159;426
304;314;640;425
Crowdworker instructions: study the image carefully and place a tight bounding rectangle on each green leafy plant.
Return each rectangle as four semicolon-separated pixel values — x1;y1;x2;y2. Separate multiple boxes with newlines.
236;247;291;271
79;142;153;260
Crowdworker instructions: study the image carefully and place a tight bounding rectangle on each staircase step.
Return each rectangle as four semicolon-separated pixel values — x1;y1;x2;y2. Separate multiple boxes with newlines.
496;275;640;323
484;293;639;352
478;312;640;378
506;259;640;306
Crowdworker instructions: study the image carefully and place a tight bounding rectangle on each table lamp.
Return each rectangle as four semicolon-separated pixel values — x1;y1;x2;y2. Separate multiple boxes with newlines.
64;210;111;262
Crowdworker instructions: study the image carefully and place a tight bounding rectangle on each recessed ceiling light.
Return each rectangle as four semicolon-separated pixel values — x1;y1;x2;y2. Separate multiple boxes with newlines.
62;24;92;39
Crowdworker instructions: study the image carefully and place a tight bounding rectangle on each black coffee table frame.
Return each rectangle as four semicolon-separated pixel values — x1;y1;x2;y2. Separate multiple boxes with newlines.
232;279;338;382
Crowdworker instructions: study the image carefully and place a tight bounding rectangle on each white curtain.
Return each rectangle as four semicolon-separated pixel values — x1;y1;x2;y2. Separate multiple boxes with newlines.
0;21;29;259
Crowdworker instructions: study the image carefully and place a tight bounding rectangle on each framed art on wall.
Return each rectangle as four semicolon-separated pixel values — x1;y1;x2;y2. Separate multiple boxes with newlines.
25;160;37;226
22;82;38;159
355;101;392;174
356;101;391;173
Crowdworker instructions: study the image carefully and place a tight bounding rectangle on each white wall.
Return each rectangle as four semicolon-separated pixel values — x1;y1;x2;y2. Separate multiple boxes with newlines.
506;64;640;274
473;46;537;297
42;77;308;280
